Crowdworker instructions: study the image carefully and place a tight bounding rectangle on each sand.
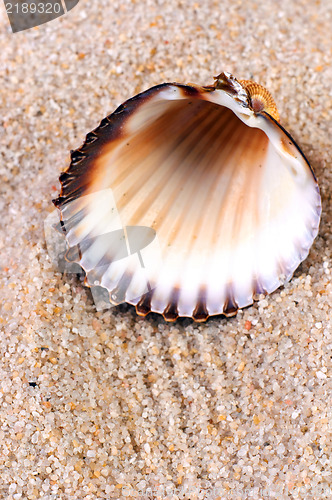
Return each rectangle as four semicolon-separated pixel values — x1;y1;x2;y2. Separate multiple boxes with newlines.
0;0;331;498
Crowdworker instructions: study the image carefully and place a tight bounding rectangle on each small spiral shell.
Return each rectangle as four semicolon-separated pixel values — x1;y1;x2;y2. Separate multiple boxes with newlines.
239;80;280;122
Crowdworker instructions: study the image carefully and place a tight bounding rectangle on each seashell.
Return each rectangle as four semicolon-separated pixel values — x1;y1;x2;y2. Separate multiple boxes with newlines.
53;71;321;322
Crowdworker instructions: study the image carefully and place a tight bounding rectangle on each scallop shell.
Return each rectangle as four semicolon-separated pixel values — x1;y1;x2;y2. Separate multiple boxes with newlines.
53;71;321;322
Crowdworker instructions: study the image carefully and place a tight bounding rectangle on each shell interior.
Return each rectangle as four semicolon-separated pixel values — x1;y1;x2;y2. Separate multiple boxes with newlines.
54;73;321;321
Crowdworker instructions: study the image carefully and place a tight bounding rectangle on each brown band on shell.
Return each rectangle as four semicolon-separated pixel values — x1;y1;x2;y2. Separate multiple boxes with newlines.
192;287;209;322
53;85;171;210
223;288;239;317
70;150;87;165
59;171;76;184
84;132;99;144
136;290;154;317
162;287;180;322
239;80;280;122
180;84;201;97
